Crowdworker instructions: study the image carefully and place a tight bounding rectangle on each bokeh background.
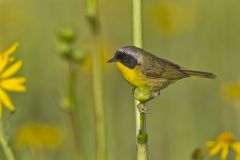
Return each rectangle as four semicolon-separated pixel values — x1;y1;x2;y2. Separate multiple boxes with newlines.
0;0;240;159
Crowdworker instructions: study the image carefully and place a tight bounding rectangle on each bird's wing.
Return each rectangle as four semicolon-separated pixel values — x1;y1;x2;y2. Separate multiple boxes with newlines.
140;54;188;80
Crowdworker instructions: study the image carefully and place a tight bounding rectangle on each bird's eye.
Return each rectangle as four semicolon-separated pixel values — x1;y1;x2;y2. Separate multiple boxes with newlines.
123;56;128;61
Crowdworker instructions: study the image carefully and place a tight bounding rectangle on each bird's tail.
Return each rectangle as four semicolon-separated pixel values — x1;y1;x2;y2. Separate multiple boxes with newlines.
183;70;216;79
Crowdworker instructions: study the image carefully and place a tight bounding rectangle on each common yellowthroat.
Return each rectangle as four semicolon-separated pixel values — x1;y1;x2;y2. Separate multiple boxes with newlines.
108;46;215;95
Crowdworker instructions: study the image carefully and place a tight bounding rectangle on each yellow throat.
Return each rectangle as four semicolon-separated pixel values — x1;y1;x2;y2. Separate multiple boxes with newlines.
116;62;148;87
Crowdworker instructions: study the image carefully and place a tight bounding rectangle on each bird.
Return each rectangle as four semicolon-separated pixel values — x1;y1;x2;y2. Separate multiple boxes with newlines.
108;46;215;100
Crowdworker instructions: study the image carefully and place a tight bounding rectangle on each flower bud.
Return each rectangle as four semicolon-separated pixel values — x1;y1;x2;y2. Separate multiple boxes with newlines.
134;87;151;102
192;148;204;160
57;27;76;43
56;42;72;59
71;49;87;64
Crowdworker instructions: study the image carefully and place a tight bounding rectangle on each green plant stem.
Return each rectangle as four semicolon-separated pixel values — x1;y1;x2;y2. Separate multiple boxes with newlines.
135;103;148;160
86;0;96;19
133;0;143;48
67;63;78;109
86;1;106;160
137;111;148;160
92;34;106;160
67;63;82;157
0;121;15;160
133;0;148;159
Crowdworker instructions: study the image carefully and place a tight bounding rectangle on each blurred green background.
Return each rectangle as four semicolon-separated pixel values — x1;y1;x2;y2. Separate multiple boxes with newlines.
0;0;240;159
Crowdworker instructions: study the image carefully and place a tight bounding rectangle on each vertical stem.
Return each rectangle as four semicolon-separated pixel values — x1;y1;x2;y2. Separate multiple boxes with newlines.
86;1;106;160
136;106;148;160
68;110;80;150
132;0;148;159
68;63;77;109
0;121;15;160
92;34;106;160
133;0;143;135
133;0;143;48
133;0;143;137
67;63;83;158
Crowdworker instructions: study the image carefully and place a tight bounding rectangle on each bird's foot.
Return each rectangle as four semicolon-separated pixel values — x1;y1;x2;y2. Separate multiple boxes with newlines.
150;90;160;100
142;90;160;102
137;103;148;113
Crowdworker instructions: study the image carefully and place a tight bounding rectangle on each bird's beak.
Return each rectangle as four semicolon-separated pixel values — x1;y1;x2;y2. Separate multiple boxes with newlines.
107;57;117;63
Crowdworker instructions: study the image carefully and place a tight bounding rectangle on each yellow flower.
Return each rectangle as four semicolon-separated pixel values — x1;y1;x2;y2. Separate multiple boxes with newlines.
0;42;26;117
14;122;65;150
236;155;240;160
207;132;240;160
221;81;240;101
150;2;199;37
150;2;189;36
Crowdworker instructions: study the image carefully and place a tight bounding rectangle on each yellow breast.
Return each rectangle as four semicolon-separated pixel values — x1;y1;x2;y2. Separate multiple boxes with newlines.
116;62;148;87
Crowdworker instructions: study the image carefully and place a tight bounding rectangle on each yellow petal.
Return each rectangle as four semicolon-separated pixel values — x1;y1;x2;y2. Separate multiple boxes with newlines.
1;42;19;56
209;143;222;156
1;77;26;92
0;89;15;111
232;143;240;154
1;77;26;84
0;103;2;119
0;55;8;74
8;57;15;62
221;144;229;160
235;155;240;160
207;141;217;148
1;60;23;79
1;83;26;92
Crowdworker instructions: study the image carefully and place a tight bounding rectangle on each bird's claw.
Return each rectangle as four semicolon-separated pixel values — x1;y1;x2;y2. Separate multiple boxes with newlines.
150;91;160;99
137;103;148;113
138;107;148;113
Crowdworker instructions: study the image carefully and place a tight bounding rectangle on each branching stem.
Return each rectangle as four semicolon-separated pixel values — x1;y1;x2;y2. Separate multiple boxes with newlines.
0;121;15;160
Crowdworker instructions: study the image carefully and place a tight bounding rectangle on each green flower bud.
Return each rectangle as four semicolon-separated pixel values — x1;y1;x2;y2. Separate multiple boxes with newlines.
71;49;87;64
134;87;151;102
60;97;72;109
192;148;205;160
58;27;76;43
57;42;72;59
86;0;97;24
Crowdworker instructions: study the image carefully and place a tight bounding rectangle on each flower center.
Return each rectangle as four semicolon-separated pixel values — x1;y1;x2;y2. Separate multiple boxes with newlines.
218;132;236;144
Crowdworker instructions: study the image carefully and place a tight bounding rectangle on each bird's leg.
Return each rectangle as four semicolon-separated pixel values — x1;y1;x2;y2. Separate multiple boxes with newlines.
150;90;160;99
133;87;148;113
137;102;148;113
134;87;160;113
144;90;160;102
